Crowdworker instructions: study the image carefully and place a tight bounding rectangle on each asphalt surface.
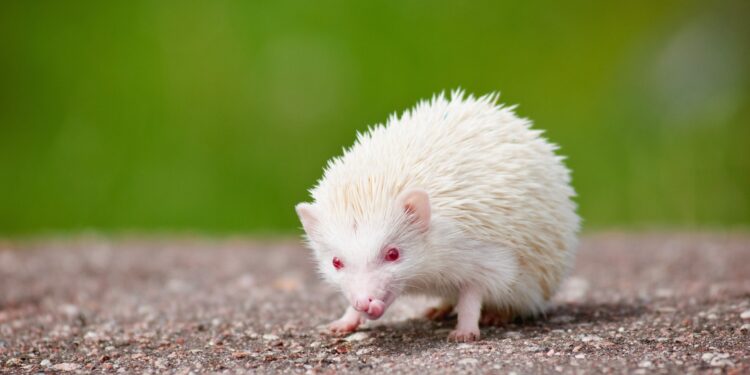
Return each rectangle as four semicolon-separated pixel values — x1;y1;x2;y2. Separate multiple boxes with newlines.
1;233;749;374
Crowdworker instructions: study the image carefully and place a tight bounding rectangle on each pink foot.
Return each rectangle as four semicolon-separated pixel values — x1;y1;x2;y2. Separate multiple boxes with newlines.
424;303;454;321
448;285;482;342
328;318;360;334
327;307;362;335
480;309;512;326
448;328;481;342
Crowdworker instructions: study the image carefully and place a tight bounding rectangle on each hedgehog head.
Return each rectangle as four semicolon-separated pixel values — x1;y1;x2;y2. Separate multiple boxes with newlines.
295;188;430;320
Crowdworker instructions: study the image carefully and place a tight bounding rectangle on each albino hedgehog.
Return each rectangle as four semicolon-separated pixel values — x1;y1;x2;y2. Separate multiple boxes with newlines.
296;91;579;342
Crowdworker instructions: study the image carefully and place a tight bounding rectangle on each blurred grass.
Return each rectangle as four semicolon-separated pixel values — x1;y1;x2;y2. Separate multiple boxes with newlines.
1;0;748;235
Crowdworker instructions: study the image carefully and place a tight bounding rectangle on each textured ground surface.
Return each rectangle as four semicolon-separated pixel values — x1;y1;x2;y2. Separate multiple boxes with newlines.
1;233;749;374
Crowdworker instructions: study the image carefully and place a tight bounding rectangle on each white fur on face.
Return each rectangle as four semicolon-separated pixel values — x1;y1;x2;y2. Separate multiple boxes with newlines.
309;206;422;305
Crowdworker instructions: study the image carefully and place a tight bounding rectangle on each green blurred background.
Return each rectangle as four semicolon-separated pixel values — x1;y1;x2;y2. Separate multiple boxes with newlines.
1;1;748;235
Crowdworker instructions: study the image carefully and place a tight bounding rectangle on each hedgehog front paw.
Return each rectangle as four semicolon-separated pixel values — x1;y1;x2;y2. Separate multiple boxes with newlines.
448;327;480;342
328;318;360;335
327;307;362;335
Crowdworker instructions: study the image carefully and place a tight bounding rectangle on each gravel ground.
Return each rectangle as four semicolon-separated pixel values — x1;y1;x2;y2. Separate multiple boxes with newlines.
1;232;749;374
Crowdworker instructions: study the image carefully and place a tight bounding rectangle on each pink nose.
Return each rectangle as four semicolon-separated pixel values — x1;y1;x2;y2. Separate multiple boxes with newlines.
353;295;372;312
367;299;386;319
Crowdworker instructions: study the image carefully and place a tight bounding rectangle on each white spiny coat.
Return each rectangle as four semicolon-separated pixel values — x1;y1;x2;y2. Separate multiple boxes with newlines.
298;90;579;327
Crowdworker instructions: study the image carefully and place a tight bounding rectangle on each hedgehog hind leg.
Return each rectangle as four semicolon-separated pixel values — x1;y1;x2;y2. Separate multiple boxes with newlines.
479;305;516;326
423;300;455;321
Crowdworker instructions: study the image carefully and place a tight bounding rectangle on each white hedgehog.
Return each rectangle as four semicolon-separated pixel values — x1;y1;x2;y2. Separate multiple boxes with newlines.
296;90;579;341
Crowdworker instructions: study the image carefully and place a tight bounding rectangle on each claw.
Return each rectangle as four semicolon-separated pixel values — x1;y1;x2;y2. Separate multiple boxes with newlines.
448;328;480;342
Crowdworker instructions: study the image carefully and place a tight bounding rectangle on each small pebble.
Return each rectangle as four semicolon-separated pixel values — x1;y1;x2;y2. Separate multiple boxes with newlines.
5;358;20;367
740;310;750;320
154;359;167;369
59;305;80;318
504;331;523;339
706;353;733;368
580;335;601;342
232;351;250;359
52;363;81;372
344;332;369;342
458;358;478;366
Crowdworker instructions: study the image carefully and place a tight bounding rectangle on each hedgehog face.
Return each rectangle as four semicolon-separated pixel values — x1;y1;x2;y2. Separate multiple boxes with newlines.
325;242;405;320
296;188;431;320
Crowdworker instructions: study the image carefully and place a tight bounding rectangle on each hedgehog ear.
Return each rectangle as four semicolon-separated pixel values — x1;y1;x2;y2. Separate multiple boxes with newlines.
295;202;319;238
397;188;431;232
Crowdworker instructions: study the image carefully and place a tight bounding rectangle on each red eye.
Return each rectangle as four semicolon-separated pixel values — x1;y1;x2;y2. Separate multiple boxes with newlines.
384;247;400;262
332;257;344;270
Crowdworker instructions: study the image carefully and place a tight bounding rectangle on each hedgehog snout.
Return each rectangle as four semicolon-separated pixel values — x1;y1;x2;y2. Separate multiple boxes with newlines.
344;273;398;320
353;295;372;312
353;294;386;319
365;299;386;319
